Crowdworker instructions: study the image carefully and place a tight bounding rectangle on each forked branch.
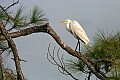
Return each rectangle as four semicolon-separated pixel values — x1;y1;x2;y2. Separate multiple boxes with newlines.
5;0;20;11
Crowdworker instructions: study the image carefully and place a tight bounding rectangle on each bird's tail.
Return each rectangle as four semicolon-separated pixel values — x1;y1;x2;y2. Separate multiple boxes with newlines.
85;42;90;46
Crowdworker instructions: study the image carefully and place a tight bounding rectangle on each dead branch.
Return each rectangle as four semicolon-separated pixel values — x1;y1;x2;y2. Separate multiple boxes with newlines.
47;43;79;80
0;20;24;80
5;0;20;11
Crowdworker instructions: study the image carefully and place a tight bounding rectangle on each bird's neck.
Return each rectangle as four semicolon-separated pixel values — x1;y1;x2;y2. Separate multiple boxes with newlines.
66;23;70;31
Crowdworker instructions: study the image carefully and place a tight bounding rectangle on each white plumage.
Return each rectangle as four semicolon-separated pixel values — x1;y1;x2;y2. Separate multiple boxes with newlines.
60;19;90;45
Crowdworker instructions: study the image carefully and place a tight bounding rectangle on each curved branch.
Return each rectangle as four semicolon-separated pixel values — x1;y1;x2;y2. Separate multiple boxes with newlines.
46;24;106;79
0;23;107;79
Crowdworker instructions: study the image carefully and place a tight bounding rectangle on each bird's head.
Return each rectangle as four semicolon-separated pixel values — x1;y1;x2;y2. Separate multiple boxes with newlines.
60;19;71;24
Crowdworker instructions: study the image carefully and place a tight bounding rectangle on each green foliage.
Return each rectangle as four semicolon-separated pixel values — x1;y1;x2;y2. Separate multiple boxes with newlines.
0;5;48;31
0;5;48;79
0;41;8;50
30;5;48;25
11;6;27;29
65;58;86;73
85;30;120;79
65;30;120;79
0;9;7;20
0;69;16;80
86;30;120;61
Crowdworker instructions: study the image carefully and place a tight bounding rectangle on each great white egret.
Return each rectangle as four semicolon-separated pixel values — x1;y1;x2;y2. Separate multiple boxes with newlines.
60;19;90;52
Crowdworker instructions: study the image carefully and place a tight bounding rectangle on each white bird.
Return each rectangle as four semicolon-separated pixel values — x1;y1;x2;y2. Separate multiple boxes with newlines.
60;19;90;52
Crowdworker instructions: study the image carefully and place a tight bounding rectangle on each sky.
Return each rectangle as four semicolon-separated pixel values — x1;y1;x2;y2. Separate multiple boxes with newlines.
0;0;120;80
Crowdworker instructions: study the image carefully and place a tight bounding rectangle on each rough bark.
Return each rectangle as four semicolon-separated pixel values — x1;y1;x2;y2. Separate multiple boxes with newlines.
0;20;24;80
0;54;6;80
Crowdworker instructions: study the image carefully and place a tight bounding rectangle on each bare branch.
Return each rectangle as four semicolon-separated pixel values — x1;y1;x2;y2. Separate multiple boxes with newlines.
11;58;27;62
47;43;56;65
57;48;63;67
52;46;56;59
47;43;79;80
5;0;19;11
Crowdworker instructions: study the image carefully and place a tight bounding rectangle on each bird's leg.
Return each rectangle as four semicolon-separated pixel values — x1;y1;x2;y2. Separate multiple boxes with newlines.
75;39;79;52
78;40;80;53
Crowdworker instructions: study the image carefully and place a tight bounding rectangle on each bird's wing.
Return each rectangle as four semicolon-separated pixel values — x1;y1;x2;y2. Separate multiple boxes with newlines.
72;21;87;36
71;21;90;44
69;22;74;34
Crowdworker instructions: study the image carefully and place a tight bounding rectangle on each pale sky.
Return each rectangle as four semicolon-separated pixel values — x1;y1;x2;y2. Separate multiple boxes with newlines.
0;0;120;80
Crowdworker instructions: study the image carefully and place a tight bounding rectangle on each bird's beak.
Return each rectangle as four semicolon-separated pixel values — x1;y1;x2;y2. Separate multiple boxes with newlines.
59;20;66;23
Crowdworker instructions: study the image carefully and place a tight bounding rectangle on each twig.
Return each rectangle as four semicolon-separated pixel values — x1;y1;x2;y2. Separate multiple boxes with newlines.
47;43;56;65
5;0;20;11
11;58;27;62
47;43;79;80
57;47;63;67
0;47;10;55
87;71;92;80
0;6;9;17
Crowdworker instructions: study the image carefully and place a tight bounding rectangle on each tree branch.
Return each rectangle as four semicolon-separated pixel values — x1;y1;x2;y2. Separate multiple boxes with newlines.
47;43;79;80
0;20;24;80
46;24;106;79
5;0;20;11
0;23;107;79
0;53;6;80
0;24;48;40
